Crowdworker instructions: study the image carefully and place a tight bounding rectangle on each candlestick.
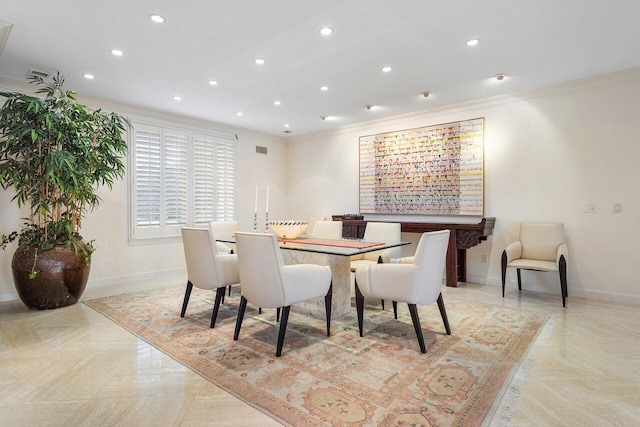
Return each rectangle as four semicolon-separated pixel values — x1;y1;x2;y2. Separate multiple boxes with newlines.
253;212;258;232
254;185;258;214
265;185;269;213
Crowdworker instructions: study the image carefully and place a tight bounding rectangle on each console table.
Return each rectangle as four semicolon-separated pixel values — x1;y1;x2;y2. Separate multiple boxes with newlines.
332;216;496;287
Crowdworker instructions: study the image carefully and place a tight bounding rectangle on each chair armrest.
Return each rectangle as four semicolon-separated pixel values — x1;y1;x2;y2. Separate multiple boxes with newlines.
504;241;522;263
389;256;415;264
556;243;568;265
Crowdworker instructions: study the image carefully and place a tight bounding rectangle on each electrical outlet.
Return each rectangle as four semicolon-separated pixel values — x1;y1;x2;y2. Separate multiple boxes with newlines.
583;203;597;213
481;255;488;264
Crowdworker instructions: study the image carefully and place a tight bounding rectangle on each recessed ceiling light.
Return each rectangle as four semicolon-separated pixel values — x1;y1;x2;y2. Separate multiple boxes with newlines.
110;49;124;56
254;58;266;65
382;66;392;73
422;91;430;98
321;116;329;120
83;73;95;80
466;39;479;46
237;112;244;116
208;80;218;86
320;27;333;36
173;96;181;101
495;73;507;81
284;124;290;128
320;86;329;91
365;105;373;110
274;100;282;106
149;14;165;23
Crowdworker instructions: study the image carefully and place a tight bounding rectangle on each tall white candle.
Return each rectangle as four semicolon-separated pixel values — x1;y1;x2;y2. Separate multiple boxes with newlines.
265;185;270;213
254;185;258;214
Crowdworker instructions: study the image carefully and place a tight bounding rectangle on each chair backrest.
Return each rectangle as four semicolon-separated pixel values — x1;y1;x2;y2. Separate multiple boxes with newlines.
209;221;238;238
306;216;326;235
413;230;450;304
363;222;402;261
234;232;286;308
520;223;565;262
312;220;343;239
181;227;220;290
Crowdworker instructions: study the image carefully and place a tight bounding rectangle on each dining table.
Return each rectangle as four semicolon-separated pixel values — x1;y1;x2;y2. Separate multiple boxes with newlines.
216;235;410;319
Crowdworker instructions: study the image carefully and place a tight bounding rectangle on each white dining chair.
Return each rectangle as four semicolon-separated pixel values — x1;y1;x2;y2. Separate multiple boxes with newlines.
354;230;451;353
311;220;343;239
209;221;239;298
180;227;240;328
233;232;333;357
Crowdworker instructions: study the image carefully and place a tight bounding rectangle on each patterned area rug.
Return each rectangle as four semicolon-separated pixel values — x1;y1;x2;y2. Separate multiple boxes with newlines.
85;286;548;426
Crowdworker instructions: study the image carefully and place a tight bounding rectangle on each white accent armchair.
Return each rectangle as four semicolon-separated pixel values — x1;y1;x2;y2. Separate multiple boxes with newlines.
501;222;568;307
180;227;240;328
355;230;451;353
233;232;333;357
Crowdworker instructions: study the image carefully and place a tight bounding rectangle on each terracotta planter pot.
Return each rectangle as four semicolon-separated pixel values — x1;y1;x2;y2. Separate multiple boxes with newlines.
11;242;91;310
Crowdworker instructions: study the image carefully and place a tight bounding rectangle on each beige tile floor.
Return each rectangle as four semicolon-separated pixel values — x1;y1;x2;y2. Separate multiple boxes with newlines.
0;278;638;426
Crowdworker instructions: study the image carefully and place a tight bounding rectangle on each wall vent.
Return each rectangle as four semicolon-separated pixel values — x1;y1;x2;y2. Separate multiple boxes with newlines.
256;146;268;155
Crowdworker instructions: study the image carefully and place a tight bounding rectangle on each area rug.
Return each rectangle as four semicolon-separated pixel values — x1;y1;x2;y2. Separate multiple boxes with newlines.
85;286;549;426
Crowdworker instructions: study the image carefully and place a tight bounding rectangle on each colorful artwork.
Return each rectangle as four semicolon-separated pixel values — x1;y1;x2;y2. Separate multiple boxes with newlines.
359;118;484;215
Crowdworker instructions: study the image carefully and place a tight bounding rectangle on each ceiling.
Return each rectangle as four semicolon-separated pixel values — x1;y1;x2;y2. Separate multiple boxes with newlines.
1;0;639;137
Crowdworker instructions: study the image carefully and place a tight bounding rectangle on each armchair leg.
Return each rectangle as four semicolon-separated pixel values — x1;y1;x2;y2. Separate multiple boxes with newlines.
180;281;193;317
233;296;248;340
210;287;226;328
381;299;385;310
501;251;507;298
276;306;291;357
436;293;451;335
517;269;522;290
559;255;568;307
355;280;365;337
276;307;281;322
408;304;427;354
324;283;332;336
228;285;232;297
392;301;398;319
259;307;262;314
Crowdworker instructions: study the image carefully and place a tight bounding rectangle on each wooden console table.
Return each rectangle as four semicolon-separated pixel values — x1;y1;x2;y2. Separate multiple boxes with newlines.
332;216;496;287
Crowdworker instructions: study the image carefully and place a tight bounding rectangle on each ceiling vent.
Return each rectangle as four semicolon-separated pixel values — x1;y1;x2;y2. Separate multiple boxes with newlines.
27;68;53;79
0;20;13;58
256;146;268;155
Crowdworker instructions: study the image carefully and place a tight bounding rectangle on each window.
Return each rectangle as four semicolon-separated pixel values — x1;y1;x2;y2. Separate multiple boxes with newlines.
130;121;236;240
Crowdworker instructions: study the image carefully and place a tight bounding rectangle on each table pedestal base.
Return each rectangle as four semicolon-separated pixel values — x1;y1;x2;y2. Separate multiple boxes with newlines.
281;250;351;319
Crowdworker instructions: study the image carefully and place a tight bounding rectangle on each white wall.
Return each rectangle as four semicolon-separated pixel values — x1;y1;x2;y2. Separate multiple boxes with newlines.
0;77;288;302
286;69;640;305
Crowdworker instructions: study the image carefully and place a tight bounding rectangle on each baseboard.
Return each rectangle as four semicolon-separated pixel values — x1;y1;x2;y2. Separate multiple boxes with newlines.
0;267;187;304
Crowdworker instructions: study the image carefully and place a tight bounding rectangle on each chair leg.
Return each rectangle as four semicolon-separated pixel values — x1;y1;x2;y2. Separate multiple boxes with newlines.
517;269;522;290
393;301;398;319
211;287;226;328
436;293;451;335
228;285;232;296
259;307;262;314
233;296;248;340
355;280;365;337
501;250;507;298
180;281;193;317
408;304;427;354
324;283;332;336
276;307;281;322
559;255;568;307
378;256;384;311
381;299;385;310
276;306;291;357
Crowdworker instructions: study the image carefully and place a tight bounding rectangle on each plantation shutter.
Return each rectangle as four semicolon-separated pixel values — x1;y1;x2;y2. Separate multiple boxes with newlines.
215;140;235;221
193;133;216;225
134;125;162;238
163;128;188;235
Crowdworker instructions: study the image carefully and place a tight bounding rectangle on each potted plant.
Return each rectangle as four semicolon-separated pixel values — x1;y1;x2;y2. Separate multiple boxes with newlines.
0;73;129;309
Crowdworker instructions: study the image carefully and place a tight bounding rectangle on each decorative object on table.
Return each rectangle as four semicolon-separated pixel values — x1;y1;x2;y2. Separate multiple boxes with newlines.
86;285;550;426
0;73;129;309
268;220;308;240
502;222;569;307
359;118;484;215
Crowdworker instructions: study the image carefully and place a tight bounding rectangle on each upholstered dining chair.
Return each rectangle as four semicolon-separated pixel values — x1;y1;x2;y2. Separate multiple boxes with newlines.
209;221;239;298
306;216;326;236
311;220;343;239
180;227;240;328
354;230;451;353
233;232;332;357
501;222;569;307
350;222;402;309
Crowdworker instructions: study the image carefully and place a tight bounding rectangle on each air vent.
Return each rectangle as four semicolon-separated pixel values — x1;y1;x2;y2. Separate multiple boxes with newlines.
256;146;268;155
27;68;51;79
283;130;292;134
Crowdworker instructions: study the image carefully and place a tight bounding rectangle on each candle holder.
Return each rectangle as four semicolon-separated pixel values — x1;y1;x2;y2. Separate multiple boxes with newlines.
253;212;258;232
265;212;269;233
